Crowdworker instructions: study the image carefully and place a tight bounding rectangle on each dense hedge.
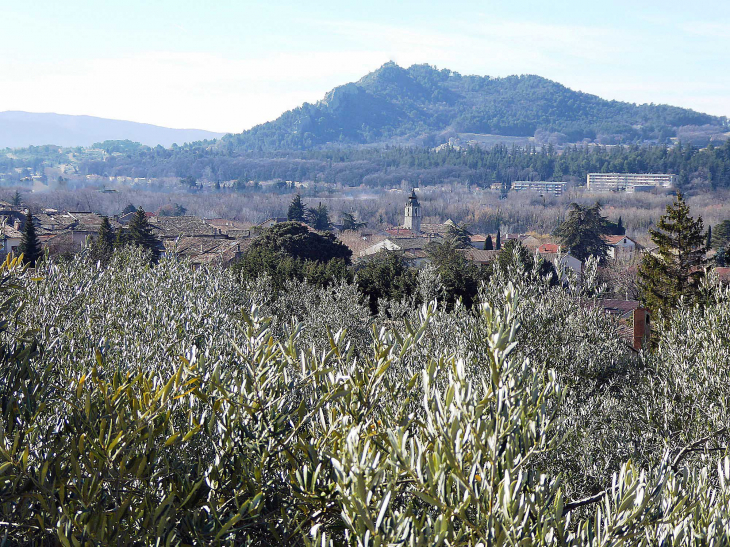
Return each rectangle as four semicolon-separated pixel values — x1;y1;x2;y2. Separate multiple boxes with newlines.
2;250;730;544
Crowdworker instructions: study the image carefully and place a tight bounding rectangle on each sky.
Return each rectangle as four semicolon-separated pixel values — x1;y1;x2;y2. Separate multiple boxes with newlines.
1;0;729;133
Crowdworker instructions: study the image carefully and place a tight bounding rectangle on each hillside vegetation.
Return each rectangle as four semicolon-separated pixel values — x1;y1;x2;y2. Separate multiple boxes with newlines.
223;62;727;150
2;248;730;543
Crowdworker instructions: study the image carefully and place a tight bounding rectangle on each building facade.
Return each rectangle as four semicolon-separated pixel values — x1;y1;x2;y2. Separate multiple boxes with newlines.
511;181;567;196
587;173;676;192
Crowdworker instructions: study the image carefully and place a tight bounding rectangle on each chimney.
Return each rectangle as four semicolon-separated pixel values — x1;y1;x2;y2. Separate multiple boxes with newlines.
633;308;649;351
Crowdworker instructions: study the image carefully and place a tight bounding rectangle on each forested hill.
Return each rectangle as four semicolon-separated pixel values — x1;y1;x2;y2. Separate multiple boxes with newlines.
223;62;727;151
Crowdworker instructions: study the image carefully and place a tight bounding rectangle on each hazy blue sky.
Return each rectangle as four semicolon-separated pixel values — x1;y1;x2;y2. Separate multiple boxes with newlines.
1;0;728;132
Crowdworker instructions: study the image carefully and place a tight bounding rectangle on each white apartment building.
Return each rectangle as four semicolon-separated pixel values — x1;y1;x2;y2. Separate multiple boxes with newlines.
587;173;676;192
511;181;567;196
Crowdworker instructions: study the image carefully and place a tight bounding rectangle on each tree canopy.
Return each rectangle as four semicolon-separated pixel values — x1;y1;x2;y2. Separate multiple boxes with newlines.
639;192;707;320
554;202;612;262
249;221;352;264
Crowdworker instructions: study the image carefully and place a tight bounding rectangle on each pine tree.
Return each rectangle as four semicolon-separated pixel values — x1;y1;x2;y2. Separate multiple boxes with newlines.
91;216;115;264
707;225;712;249
287;194;305;222
485;234;494;250
11;190;21;207
638;192;707;321
306;202;332;231
553;202;612;262
496;230;501;250
342;211;365;231
18;210;41;267
127;208;161;260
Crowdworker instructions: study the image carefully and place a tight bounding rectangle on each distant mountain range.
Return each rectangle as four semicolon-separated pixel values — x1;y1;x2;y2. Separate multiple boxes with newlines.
0;111;224;149
223;62;728;151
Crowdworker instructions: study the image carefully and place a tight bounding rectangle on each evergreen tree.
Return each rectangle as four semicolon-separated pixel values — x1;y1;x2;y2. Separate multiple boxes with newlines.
18;210;41;267
127;209;161;260
485;234;494;250
341;211;366;231
114;227;128;249
91;216;115;264
122;203;137;215
707;225;712;249
306;202;332;231
711;220;730;249
11;190;21;207
554;202;612;262
445;223;472;249
287;194;305;222
638;193;707;321
617;216;624;235
496;230;501;250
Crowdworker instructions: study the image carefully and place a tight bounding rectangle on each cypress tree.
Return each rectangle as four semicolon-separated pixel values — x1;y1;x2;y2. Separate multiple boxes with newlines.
496;230;501;250
287;194;305;222
128;208;161;260
706;225;712;249
91;216;115;264
638;192;707;322
485;234;494;250
18;209;41;267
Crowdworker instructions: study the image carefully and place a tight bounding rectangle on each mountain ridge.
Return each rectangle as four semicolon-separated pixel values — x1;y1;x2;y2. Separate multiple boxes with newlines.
0;111;224;149
223;62;728;151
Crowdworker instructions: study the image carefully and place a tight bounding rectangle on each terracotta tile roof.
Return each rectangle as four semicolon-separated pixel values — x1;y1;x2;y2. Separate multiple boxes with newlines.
163;236;248;265
461;249;500;264
148;216;220;238
538;243;563;254
716;267;730;283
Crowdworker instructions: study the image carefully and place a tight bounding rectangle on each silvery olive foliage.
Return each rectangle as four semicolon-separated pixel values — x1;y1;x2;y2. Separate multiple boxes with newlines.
2;248;730;544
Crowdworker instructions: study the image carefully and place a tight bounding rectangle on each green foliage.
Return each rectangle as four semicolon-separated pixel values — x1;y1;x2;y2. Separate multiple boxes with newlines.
90;216;114;264
711;219;730;249
639;192;707;321
249;221;352;264
4;250;730;543
494;239;557;283
426;239;488;308
126;208;162;260
445;222;472;249
354;251;419;314
157;203;187;217
341;211;366;231
121;203;137;215
484;234;493;250
306;202;332;231
18;209;41;267
11;190;21;207
223;63;724;150
233;246;351;294
287;193;305;222
554;202;612;262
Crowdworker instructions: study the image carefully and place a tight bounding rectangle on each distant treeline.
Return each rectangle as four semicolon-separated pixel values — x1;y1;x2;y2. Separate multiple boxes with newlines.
3;139;730;190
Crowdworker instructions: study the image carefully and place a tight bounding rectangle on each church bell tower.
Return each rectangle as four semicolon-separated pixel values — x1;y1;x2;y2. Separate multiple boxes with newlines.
404;189;421;234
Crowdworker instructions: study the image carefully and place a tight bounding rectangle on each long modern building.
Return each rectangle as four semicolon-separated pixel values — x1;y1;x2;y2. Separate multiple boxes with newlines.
511;181;567;196
587;173;676;192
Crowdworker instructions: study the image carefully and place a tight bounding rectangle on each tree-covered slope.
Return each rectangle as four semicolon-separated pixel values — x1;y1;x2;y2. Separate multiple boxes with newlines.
223;62;727;150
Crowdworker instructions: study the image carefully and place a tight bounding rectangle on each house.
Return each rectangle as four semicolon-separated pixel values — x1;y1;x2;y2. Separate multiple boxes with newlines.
461;249;500;266
537;243;583;278
1;224;22;255
147;216;222;240
360;237;438;267
258;217;289;229
162;236;248;267
506;233;541;250
603;235;640;258
589;299;651;351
